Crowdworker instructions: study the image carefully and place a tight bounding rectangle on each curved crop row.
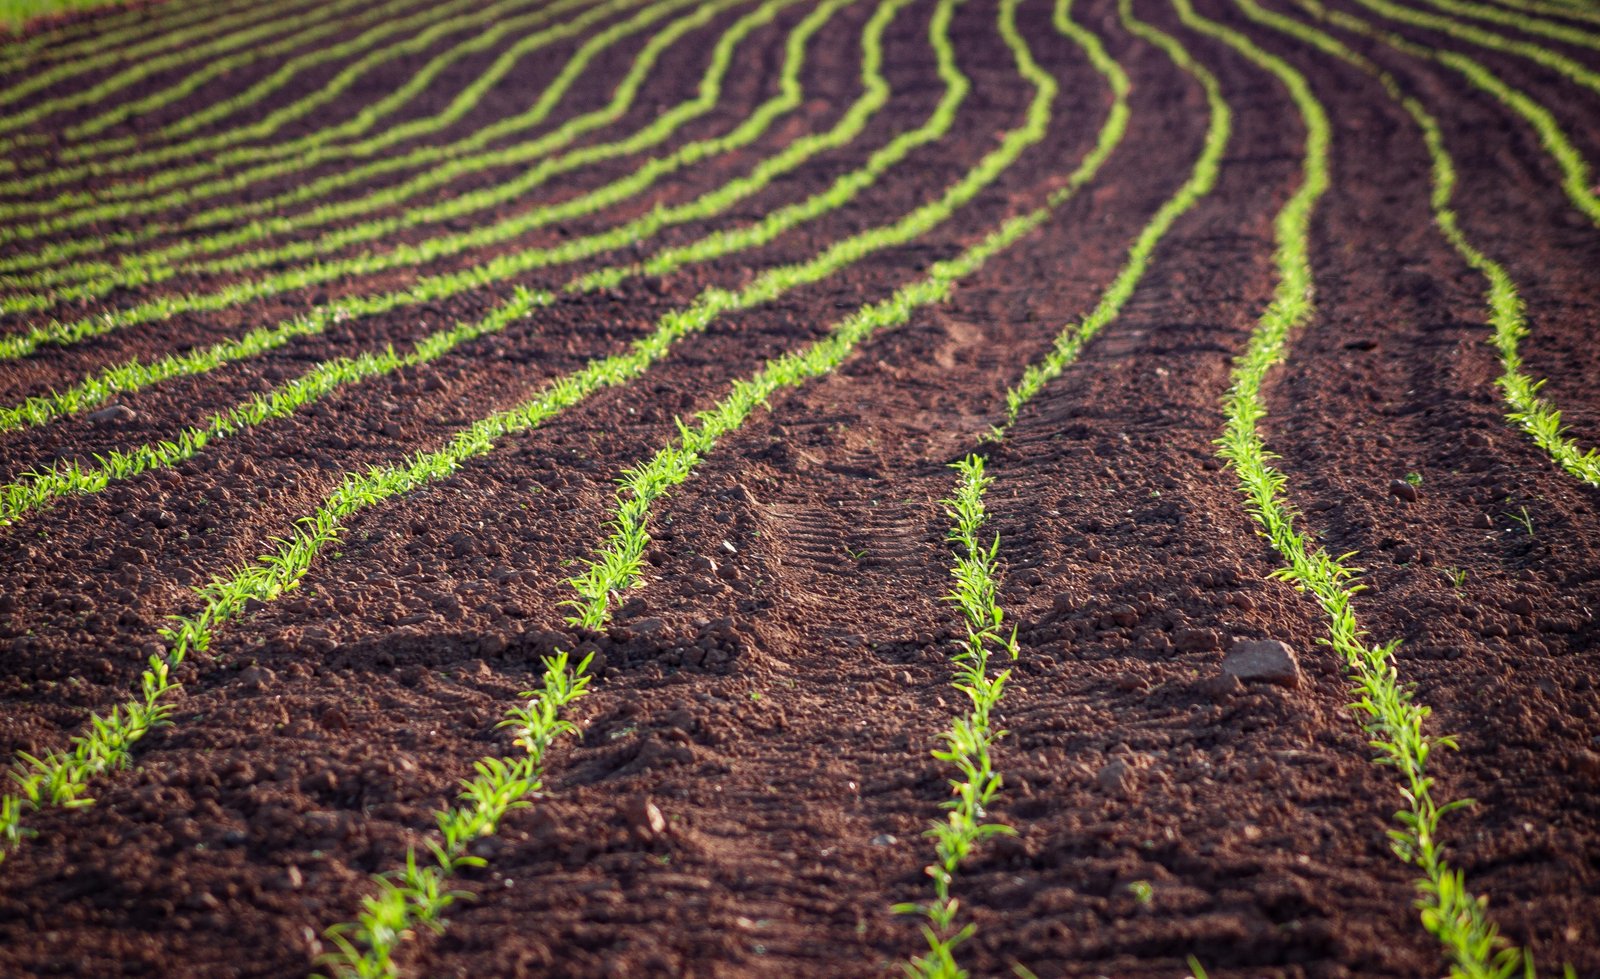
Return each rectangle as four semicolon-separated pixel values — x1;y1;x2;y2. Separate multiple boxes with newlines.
0;0;330;115
0;0;622;214
1292;2;1600;221
1412;0;1600;50
0;0;599;206
0;0;926;523
1175;0;1534;973
101;0;601;169
0;0;769;347
0;0;360;141
0;0;701;291
1233;3;1599;480
0;0;693;235
562;0;1068;629
55;0;523;159
0;0;967;858
0;0;936;435
887;3;1226;969
0;0;267;74
1001;0;1225;428
319;5;1071;970
0;287;554;525
1348;0;1600;93
0;0;808;315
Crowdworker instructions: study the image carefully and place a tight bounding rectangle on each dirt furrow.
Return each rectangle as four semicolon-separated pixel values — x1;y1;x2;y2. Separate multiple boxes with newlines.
1205;0;1600;967
0;0;1596;974
0;2;1100;972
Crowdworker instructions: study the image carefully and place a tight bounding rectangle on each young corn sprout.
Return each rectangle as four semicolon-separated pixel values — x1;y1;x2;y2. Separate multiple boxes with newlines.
318;652;592;978
1185;0;1536;971
895;456;1018;979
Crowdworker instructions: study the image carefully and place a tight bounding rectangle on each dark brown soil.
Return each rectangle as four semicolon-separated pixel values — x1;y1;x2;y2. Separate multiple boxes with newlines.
1;0;1597;976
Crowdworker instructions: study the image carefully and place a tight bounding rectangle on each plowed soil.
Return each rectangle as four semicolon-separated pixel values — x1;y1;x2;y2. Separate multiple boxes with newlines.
0;0;1597;975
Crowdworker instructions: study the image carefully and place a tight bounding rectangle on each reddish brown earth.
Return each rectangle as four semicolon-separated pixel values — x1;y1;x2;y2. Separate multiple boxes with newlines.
0;0;1597;976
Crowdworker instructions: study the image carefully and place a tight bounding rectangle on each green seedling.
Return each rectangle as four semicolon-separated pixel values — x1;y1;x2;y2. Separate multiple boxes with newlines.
1291;0;1600;484
0;0;273;73
318;652;592;977
0;0;344;123
1208;0;1532;972
562;0;1077;631
0;0;965;853
0;0;948;431
896;456;1019;979
0;0;772;309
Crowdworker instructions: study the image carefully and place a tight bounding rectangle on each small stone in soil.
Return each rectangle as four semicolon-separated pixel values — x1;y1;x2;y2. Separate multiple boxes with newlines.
1114;673;1146;692
1222;639;1302;689
624;797;666;842
1174;627;1222;652
88;404;137;425
237;665;275;694
1097;759;1137;798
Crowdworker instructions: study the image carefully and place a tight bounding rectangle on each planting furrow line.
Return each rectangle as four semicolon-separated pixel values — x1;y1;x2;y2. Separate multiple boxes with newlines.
0;0;269;75
0;0;700;237
891;4;1226;967
0;0;331;115
1291;1;1600;223
1344;0;1600;92
0;287;549;525
1234;2;1599;478
316;649;596;978
0;0;815;315
0;0;930;523
2;0;135;32
0;0;605;234
52;0;530;151
895;455;1020;979
40;0;604;170
1174;0;1537;973
1479;0;1600;26
318;0;1067;967
0;0;935;431
0;0;367;141
0;0;624;218
0;0;997;857
0;0;761;339
1411;0;1600;50
562;0;1065;630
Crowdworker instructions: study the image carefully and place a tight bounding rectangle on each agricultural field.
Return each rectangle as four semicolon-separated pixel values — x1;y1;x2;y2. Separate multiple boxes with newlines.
0;0;1597;974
